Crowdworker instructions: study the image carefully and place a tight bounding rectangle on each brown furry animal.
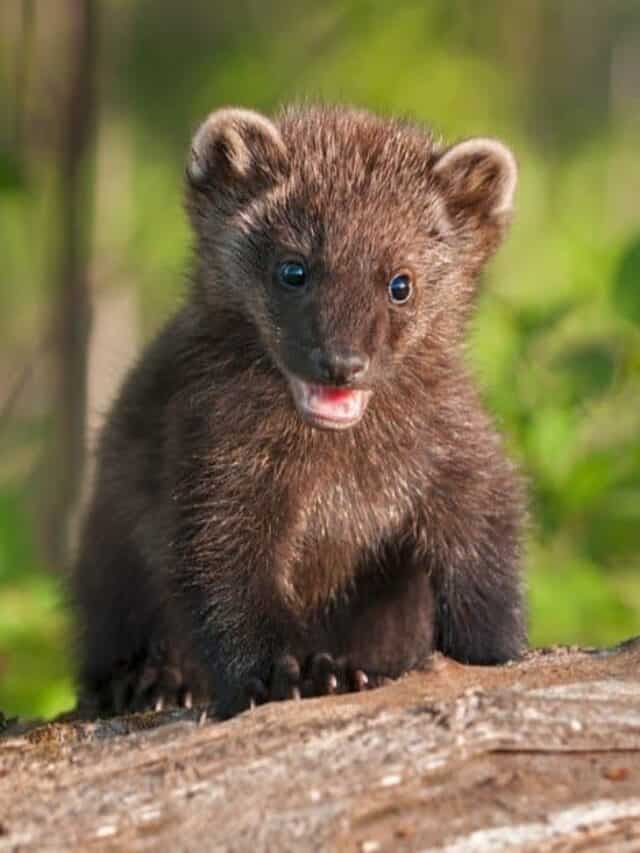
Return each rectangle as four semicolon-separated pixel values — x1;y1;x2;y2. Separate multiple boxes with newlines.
73;105;526;718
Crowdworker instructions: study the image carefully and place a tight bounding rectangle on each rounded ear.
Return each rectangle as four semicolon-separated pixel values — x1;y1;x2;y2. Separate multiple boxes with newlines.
186;108;288;199
433;138;517;221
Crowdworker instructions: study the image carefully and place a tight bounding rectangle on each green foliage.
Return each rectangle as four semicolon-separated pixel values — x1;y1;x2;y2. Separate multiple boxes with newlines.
0;150;26;193
529;557;639;648
1;0;639;717
0;483;74;718
614;237;640;327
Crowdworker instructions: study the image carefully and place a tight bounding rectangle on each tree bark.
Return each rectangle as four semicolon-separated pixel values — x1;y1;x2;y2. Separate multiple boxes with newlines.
44;0;98;566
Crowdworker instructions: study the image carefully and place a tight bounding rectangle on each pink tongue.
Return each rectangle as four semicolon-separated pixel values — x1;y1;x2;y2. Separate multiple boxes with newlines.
291;377;369;423
315;386;355;403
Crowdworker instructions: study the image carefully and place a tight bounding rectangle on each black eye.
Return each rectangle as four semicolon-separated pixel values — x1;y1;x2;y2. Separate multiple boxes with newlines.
388;273;412;305
278;261;307;289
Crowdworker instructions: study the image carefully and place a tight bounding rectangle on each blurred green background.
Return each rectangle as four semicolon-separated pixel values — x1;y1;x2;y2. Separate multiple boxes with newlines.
1;0;639;719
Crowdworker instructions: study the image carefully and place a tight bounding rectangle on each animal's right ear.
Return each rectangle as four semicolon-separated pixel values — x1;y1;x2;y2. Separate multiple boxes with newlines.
186;108;288;206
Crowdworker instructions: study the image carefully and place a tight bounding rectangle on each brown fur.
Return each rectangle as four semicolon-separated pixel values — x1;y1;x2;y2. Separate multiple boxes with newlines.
72;105;526;717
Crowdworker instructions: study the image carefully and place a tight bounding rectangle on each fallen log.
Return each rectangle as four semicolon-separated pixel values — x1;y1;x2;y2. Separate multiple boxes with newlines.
1;640;639;851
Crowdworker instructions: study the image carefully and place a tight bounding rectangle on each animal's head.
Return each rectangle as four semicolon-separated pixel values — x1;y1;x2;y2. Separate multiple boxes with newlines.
185;105;517;429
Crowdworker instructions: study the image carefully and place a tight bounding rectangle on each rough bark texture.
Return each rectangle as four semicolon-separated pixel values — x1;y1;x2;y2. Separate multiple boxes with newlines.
1;640;639;852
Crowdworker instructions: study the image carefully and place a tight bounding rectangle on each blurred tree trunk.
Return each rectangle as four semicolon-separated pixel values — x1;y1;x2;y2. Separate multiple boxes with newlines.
12;0;35;157
43;0;98;567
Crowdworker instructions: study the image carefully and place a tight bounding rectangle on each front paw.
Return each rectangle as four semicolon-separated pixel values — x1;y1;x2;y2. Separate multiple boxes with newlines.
85;647;196;716
240;652;390;711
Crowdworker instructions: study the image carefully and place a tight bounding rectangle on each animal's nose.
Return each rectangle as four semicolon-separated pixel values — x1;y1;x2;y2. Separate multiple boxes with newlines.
311;349;370;385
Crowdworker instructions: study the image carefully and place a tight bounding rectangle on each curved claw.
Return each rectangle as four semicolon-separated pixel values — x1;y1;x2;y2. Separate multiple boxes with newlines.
245;677;268;709
351;669;369;691
310;652;340;695
270;655;302;701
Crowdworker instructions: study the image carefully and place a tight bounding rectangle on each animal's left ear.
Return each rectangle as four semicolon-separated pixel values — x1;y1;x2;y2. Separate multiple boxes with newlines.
433;138;517;225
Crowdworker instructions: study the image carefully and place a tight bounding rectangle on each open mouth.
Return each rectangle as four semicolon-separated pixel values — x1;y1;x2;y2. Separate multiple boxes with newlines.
287;375;372;429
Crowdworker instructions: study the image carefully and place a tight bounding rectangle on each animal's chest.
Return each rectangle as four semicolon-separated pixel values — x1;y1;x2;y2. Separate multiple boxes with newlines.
199;390;426;611
289;444;418;609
